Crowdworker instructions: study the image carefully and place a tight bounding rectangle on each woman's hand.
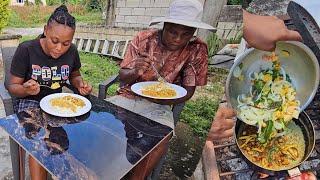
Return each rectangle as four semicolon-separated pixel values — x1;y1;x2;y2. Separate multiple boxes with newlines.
207;103;236;142
70;71;92;95
23;79;40;96
77;80;92;96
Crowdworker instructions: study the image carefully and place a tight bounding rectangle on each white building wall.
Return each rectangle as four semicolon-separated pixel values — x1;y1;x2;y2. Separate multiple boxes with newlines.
114;0;204;28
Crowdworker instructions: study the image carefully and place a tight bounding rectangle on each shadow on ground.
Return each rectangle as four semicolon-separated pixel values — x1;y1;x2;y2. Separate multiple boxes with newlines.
160;122;205;179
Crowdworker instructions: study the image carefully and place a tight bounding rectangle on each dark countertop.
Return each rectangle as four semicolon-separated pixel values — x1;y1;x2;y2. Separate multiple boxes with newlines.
0;95;172;180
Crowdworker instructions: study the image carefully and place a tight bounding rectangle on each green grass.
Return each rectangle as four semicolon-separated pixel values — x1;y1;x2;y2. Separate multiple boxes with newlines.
180;97;219;138
73;10;103;25
7;5;103;28
79;52;119;95
180;67;228;138
19;35;37;43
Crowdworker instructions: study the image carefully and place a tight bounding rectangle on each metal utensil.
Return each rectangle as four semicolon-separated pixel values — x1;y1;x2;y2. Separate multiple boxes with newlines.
226;41;320;113
235;111;315;173
39;84;60;90
151;63;168;83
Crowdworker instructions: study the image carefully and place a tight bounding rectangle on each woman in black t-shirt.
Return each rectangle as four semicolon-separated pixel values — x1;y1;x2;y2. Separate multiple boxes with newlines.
6;5;92;180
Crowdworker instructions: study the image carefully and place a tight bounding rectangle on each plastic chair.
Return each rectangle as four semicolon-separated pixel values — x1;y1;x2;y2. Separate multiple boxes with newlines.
0;46;25;180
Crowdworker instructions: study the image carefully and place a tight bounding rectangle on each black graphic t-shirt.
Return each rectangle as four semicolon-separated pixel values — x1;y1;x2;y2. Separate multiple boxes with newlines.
11;39;81;101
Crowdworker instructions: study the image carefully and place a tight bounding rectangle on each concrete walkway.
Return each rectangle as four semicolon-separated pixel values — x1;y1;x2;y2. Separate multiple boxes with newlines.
0;100;14;180
3;28;43;36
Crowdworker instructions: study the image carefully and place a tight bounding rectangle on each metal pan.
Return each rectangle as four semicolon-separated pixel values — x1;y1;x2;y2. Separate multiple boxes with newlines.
234;111;315;174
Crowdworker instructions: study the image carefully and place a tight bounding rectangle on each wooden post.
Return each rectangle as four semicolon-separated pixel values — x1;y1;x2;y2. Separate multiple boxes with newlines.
105;0;116;27
198;0;228;41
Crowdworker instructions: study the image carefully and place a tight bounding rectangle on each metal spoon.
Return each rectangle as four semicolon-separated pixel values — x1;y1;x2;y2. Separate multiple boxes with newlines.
39;83;60;90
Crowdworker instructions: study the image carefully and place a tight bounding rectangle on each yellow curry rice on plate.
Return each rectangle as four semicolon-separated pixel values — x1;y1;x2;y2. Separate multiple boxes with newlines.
49;95;85;113
141;82;177;98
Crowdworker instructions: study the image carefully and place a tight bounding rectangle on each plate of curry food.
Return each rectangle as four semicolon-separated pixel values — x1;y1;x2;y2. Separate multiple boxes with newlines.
226;41;319;171
131;81;187;99
40;93;92;117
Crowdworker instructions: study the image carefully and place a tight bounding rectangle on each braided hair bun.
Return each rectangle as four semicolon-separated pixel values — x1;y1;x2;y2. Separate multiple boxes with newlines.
54;4;69;13
48;5;76;29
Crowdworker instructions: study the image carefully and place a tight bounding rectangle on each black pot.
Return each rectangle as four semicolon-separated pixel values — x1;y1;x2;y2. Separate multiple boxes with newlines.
234;111;315;175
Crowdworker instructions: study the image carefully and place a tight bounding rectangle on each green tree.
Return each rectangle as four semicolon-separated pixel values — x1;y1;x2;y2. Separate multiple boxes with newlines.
0;0;9;33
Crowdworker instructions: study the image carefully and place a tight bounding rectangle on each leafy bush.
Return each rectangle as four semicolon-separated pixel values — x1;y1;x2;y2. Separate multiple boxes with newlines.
227;0;242;5
206;33;223;58
0;0;9;33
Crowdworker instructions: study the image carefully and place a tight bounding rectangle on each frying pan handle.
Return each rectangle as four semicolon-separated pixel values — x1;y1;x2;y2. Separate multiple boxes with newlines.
287;1;320;60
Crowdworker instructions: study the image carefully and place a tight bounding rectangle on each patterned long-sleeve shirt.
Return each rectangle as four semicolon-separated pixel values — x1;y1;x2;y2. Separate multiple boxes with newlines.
119;29;209;98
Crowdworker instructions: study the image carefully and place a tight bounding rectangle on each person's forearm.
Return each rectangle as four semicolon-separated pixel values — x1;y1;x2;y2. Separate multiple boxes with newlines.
8;84;30;98
70;75;83;89
119;68;140;85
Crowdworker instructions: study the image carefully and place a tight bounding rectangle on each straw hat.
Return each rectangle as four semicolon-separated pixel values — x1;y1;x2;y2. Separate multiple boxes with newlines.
149;0;215;30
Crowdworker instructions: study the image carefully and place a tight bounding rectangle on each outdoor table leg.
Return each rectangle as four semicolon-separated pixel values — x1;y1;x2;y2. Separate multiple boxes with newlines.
18;146;25;180
127;134;172;179
10;137;25;180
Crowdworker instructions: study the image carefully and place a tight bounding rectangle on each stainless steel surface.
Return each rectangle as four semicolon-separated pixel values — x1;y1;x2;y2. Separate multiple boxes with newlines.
234;111;315;172
39;84;59;90
226;41;320;114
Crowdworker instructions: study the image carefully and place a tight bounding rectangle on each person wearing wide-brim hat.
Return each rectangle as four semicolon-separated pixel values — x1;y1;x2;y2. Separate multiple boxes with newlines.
116;0;214;178
119;0;214;104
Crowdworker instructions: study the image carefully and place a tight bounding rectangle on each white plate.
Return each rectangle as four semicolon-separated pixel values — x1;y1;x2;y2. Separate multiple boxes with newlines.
131;81;187;99
40;93;92;117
